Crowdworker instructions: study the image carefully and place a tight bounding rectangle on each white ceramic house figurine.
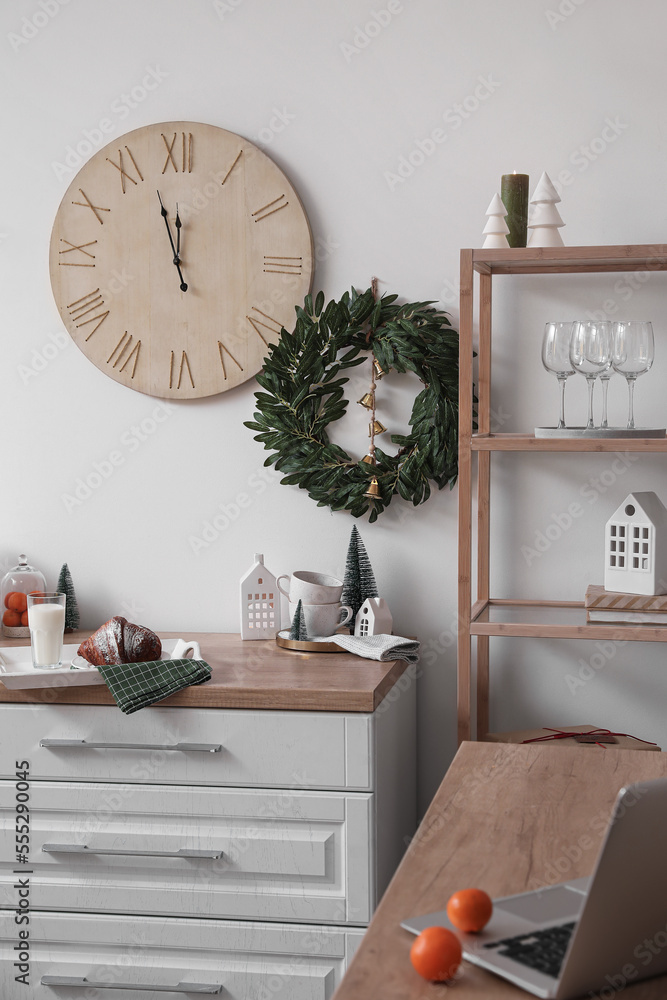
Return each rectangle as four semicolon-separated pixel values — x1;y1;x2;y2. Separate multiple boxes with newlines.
355;597;393;637
604;492;667;596
240;553;279;639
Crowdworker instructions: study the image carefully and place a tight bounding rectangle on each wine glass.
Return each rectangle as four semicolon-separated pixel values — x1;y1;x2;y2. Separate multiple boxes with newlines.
569;321;612;430
541;322;575;429
598;371;612;429
612;321;654;429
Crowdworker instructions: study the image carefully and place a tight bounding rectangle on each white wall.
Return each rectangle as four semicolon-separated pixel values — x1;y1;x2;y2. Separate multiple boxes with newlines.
3;0;667;812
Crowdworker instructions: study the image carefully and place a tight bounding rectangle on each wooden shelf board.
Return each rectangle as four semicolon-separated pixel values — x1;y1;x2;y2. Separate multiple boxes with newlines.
0;631;409;712
471;433;667;452
470;600;667;641
469;244;667;275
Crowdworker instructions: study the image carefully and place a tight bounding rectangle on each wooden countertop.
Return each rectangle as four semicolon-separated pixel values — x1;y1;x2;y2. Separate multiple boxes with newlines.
334;740;667;999
0;631;410;712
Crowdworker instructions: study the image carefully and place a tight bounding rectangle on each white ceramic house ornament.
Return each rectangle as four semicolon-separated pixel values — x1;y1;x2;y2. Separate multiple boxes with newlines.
240;553;279;639
604;493;667;596
355;597;393;637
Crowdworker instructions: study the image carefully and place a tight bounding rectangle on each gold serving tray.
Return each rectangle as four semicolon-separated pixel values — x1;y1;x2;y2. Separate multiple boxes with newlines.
275;630;347;653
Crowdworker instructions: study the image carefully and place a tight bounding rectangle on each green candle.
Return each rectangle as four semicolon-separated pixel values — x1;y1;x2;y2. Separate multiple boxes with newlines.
501;173;529;248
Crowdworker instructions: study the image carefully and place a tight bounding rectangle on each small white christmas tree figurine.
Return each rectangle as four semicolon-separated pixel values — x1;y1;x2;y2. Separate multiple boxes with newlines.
482;193;510;248
527;172;565;247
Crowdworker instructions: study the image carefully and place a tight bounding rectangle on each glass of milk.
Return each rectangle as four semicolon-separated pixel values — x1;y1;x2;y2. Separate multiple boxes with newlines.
27;592;66;669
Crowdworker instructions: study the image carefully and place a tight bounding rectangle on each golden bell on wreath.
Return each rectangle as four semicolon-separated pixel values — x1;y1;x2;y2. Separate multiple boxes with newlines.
363;477;381;499
373;358;387;380
357;392;375;409
369;419;386;436
361;453;376;465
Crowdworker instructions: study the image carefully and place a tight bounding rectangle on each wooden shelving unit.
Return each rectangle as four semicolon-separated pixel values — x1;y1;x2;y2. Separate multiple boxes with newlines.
458;244;667;743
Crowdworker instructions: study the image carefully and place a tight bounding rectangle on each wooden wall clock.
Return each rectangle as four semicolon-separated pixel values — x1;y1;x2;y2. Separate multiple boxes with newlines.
49;121;314;399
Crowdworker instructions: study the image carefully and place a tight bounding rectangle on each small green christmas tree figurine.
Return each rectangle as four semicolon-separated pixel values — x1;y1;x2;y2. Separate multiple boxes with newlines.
57;563;80;632
289;599;308;641
341;525;378;630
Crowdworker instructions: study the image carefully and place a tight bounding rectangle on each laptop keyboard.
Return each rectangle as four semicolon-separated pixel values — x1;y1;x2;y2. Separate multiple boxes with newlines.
482;921;576;980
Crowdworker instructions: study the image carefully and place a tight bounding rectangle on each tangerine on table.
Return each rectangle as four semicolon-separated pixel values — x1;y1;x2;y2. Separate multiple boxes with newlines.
410;925;462;981
2;610;21;627
446;888;493;933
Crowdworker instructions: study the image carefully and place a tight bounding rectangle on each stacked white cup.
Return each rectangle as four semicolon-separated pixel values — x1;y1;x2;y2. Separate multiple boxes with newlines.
277;571;353;638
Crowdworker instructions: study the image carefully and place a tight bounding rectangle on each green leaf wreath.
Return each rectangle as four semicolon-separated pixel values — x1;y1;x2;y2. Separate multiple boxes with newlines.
244;286;460;522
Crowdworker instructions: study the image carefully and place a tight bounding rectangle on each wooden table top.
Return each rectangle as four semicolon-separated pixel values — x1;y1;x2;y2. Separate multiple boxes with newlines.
334;740;667;999
0;631;410;712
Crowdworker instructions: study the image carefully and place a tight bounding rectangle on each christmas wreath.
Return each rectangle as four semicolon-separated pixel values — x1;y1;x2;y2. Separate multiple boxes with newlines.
244;286;460;522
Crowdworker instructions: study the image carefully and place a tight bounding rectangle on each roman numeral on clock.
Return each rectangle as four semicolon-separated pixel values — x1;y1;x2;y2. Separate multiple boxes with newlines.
220;149;242;186
169;350;194;389
107;332;141;378
106;146;144;193
67;288;109;341
252;194;288;222
58;238;97;267
246;306;283;346
263;255;303;275
162;132;193;173
218;340;243;380
71;189;110;225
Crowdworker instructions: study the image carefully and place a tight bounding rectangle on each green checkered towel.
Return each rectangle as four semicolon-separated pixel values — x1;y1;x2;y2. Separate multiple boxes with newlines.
96;658;211;714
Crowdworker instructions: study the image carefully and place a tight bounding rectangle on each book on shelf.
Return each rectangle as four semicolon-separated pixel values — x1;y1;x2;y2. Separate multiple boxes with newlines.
585;584;667;624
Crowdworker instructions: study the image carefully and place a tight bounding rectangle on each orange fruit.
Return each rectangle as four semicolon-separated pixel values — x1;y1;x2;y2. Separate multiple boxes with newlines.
410;925;462;981
3;610;21;627
4;591;16;609
20;611;29;627
446;888;493;933
7;592;27;613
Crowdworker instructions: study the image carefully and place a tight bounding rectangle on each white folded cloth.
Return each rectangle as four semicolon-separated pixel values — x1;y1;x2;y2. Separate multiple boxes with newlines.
330;632;420;663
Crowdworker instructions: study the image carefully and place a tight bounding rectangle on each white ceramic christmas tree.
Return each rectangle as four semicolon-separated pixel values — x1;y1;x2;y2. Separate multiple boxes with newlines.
482;193;510;249
527;172;565;247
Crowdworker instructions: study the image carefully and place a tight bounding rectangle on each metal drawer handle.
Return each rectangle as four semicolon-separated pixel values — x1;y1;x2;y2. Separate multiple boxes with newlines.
40;739;222;753
41;977;222;994
42;844;224;860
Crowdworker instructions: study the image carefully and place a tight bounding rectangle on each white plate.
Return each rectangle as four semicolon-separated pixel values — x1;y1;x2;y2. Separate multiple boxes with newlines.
0;638;200;690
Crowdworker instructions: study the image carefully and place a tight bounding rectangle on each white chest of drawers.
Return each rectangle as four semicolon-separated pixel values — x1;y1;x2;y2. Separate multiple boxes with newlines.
0;633;416;998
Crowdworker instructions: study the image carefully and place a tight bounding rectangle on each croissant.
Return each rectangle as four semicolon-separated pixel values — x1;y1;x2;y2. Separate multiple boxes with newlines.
78;616;162;665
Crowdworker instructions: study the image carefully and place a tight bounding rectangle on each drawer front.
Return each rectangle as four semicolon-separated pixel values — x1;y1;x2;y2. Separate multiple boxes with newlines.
0;704;372;790
0;781;374;923
0;910;366;999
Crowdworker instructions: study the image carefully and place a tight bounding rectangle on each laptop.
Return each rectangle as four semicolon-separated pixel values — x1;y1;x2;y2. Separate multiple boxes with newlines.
402;777;667;999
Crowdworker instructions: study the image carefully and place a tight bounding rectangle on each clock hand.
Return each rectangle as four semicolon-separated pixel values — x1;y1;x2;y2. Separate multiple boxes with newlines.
157;190;177;258
175;203;182;263
174;262;187;293
157;190;188;292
